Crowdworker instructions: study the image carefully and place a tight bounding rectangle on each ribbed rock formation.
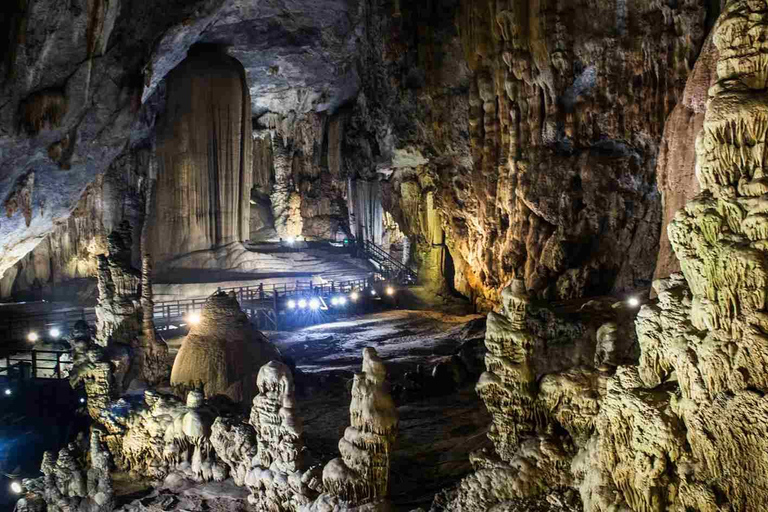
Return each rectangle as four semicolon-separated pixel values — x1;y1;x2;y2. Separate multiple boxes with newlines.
170;291;281;408
320;348;398;508
147;47;252;268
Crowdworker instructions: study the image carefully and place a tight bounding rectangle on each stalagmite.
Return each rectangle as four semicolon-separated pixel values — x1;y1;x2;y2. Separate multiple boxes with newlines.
319;348;398;508
242;360;320;511
170;291;281;408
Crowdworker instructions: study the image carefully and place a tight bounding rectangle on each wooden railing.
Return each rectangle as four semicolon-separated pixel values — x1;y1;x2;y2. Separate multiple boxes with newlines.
0;349;73;380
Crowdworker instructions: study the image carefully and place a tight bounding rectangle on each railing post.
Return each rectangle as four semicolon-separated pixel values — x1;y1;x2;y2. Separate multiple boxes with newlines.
31;351;37;380
56;352;61;379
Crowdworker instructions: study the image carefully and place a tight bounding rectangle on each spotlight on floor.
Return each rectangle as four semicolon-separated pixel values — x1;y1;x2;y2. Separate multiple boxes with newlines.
49;327;61;338
385;286;395;296
627;297;641;307
331;297;339;306
10;481;22;494
287;299;296;309
350;291;359;302
4;388;11;396
370;289;377;296
186;312;201;325
298;299;308;309
309;298;320;310
27;331;38;342
338;297;347;306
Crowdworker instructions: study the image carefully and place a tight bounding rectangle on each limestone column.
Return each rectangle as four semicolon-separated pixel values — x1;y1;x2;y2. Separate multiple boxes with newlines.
148;47;252;266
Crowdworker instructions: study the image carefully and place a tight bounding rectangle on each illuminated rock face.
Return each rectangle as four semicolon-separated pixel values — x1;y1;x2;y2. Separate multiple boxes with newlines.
147;47;252;268
170;292;281;408
442;4;768;510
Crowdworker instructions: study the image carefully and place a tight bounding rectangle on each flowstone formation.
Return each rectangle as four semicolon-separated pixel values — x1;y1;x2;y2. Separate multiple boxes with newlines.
104;389;227;483
170;291;281;408
16;431;114;512
318;348;398;509
147;46;252;269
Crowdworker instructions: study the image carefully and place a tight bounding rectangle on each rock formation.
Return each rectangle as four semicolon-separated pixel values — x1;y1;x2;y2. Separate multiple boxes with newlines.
320;348;398;508
94;223;168;389
170;291;281;408
147;47;252;269
103;389;227;483
16;430;114;512
69;321;115;421
244;360;320;510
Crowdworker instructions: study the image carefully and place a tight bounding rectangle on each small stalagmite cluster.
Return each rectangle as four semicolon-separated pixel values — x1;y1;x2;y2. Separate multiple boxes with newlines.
320;347;398;508
15;431;114;512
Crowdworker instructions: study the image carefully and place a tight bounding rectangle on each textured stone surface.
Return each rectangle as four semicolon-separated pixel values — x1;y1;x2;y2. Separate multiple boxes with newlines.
170;291;281;408
147;47;252;268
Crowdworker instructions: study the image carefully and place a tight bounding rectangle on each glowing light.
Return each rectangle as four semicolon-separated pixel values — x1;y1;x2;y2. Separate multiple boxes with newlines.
298;299;307;309
186;313;201;325
4;389;11;396
27;332;38;342
627;297;640;307
370;289;377;296
287;300;296;309
10;482;22;494
350;292;359;302
309;298;320;310
49;328;61;338
338;297;347;306
331;297;339;306
80;398;85;403
287;237;295;245
385;286;395;296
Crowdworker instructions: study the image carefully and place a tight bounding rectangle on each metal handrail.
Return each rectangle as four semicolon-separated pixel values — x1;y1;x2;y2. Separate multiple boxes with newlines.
360;240;418;283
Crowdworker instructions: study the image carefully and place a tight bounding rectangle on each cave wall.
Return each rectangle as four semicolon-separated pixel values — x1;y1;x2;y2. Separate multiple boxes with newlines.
344;0;709;307
1;147;151;300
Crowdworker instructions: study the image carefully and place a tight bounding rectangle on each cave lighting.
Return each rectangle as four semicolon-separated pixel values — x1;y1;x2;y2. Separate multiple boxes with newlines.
186;312;201;325
4;388;11;396
10;481;22;494
27;331;38;342
287;299;297;309
287;237;295;245
370;289;377;296
627;297;640;307
80;398;86;403
331;297;339;306
385;286;395;296
338;297;347;306
309;298;320;311
298;299;307;309
49;327;61;338
350;291;359;302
